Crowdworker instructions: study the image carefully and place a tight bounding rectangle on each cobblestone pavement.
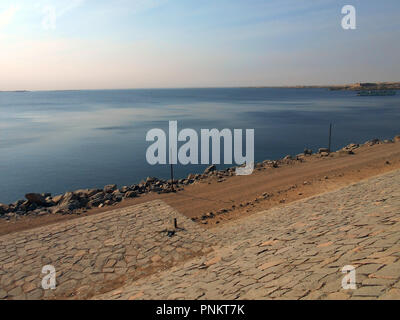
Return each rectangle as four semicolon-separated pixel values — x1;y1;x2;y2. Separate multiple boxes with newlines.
95;170;400;300
0;201;215;299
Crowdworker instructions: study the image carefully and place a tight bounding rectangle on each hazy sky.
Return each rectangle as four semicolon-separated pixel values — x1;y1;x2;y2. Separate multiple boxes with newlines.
0;0;399;90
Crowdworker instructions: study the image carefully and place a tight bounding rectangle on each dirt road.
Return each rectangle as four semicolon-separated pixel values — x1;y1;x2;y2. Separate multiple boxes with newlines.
1;141;400;236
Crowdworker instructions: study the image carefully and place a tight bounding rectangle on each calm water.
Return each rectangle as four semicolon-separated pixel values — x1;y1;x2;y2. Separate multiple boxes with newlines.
0;88;399;204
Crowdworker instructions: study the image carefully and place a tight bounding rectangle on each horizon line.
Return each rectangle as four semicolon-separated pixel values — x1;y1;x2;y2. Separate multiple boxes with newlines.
2;81;399;93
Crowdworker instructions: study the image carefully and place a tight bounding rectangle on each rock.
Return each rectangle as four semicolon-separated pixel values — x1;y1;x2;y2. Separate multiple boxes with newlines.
130;184;139;191
51;206;66;214
88;200;101;208
204;165;216;174
365;138;380;146
57;200;80;212
25;193;47;206
318;148;330;154
394;135;400;142
303;148;312;155
338;150;354;155
74;189;99;198
21;200;38;212
104;184;117;193
342;143;359;151
89;191;105;200
283;155;292;160
52;195;64;204
88;192;105;207
112;191;123;202
120;186;130;193
145;177;157;184
124;191;137;198
54;192;81;212
0;203;9;214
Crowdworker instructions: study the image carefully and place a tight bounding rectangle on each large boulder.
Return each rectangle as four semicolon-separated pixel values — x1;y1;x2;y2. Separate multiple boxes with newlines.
88;192;105;207
54;192;82;212
74;189;99;198
59;192;77;203
57;200;80;213
19;200;38;212
51;194;64;205
394;135;400;142
25;193;48;206
104;184;117;193
124;191;137;198
112;190;123;202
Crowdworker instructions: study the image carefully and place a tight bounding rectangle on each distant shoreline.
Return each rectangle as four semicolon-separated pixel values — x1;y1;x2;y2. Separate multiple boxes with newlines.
248;81;400;91
1;82;399;92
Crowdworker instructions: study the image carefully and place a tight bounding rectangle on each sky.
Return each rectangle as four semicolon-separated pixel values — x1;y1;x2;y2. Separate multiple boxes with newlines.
0;0;399;90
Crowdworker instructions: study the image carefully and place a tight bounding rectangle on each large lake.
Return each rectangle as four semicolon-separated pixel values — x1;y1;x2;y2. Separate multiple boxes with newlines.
0;88;399;204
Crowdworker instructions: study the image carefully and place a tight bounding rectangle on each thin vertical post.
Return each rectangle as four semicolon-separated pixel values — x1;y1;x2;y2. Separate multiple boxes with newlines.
169;147;174;192
170;162;174;192
328;123;332;152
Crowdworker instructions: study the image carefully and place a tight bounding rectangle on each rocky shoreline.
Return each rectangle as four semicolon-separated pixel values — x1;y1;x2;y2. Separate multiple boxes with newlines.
1;135;399;220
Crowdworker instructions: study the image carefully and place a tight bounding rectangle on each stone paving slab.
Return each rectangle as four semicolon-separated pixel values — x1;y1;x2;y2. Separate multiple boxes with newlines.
94;170;400;300
0;200;216;299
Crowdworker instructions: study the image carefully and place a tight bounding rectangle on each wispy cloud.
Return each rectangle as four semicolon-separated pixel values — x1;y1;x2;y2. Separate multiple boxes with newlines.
38;0;85;30
0;4;20;30
57;0;85;18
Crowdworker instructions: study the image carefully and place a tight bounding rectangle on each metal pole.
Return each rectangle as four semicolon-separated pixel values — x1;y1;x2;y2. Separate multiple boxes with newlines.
170;163;174;192
169;147;174;192
328;123;332;152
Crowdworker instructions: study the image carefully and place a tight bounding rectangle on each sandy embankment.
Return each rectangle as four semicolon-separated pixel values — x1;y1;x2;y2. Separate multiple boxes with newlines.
1;140;400;236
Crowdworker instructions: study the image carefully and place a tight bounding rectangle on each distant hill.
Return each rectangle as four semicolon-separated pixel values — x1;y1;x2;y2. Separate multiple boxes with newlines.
250;82;400;91
328;82;400;91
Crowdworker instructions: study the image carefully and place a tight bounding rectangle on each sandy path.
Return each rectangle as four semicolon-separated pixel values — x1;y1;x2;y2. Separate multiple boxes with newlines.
1;141;400;235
